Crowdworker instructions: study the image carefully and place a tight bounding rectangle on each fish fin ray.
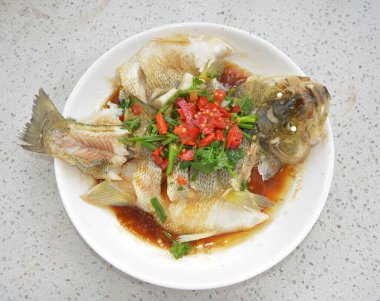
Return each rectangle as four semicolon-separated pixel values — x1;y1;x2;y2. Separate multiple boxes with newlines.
81;181;132;207
177;231;218;243
223;190;274;211
19;89;65;153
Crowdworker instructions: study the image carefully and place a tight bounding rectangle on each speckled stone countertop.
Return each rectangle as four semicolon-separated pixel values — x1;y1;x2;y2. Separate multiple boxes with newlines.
1;0;379;300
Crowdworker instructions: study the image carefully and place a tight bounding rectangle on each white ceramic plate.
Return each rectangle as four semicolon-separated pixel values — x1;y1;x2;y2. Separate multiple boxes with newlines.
54;23;334;290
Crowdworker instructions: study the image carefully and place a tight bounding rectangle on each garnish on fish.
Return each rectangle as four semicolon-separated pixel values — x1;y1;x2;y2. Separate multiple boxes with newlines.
19;35;331;259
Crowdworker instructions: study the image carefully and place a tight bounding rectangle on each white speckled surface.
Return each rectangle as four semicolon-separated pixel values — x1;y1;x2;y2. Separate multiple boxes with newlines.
1;0;379;300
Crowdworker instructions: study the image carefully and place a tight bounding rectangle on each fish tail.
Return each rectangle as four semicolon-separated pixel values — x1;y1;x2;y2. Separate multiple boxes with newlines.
19;89;65;153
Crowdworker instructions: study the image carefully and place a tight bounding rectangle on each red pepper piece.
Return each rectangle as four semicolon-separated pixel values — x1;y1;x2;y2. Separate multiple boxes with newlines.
226;124;243;149
215;130;225;142
198;133;216;148
178;148;195;161
214;89;226;102
156;112;168;135
230;105;241;113
132;103;142;115
177;175;188;185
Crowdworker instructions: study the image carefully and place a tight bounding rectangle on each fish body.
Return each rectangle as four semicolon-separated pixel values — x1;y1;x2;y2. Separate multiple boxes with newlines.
119;35;232;103
82;150;269;236
19;90;129;179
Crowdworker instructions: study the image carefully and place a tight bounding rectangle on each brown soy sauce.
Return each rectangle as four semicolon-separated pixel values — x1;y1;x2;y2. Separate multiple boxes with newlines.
112;166;296;253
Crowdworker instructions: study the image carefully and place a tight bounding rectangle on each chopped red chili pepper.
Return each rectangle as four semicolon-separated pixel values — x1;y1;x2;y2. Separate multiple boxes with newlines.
152;146;169;171
230;105;241;113
178;148;194;161
174;123;200;146
118;114;125;122
131;103;142;115
198;133;216;148
156;112;168;135
214;89;226;102
177;108;186;120
177;175;188;185
211;116;228;129
226;124;243;149
215;130;225;142
177;99;195;127
197;96;209;110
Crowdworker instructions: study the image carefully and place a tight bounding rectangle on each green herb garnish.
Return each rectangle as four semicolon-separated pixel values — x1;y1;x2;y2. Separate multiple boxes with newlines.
237;114;257;130
118;97;132;115
166;144;180;175
190;77;204;90
177;186;184;191
150;197;167;223
180;141;243;179
241;179;248;191
163;231;192;259
123;117;141;132
226;147;245;166
121;135;167;143
141;141;156;151
239;95;254;115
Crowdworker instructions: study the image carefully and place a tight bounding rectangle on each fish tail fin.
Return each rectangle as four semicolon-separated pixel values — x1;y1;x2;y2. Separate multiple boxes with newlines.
19;89;64;153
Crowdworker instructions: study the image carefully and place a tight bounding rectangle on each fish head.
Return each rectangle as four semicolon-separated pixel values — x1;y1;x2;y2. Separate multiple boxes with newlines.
241;75;330;165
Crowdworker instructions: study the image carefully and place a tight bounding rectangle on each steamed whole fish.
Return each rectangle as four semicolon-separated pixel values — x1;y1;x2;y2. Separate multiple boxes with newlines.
19;34;331;258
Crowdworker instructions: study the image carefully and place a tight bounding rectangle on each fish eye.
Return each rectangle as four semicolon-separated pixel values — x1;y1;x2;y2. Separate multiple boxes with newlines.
286;122;297;133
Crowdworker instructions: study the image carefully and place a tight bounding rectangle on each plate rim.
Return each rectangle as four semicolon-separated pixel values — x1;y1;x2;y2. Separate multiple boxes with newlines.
54;22;334;290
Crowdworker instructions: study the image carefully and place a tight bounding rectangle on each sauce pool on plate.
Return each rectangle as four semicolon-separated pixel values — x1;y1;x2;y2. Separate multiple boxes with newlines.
112;166;296;253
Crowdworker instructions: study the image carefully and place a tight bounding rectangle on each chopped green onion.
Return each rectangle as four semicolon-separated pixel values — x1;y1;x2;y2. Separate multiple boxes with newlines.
242;131;253;140
240;95;254;115
238;114;257;124
226;167;236;178
123;117;141;132
141;141;156;151
121;135;167;143
166;144;177;175
163;231;192;259
238;123;255;130
150;197;167;223
161;133;178;146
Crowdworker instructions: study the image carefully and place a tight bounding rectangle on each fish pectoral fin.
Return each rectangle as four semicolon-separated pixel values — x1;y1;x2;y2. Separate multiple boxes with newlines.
223;189;274;212
81;180;132;207
177;231;218;243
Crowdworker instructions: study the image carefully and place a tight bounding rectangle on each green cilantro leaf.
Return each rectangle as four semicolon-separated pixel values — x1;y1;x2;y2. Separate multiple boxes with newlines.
123;117;141;132
239;95;254;115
